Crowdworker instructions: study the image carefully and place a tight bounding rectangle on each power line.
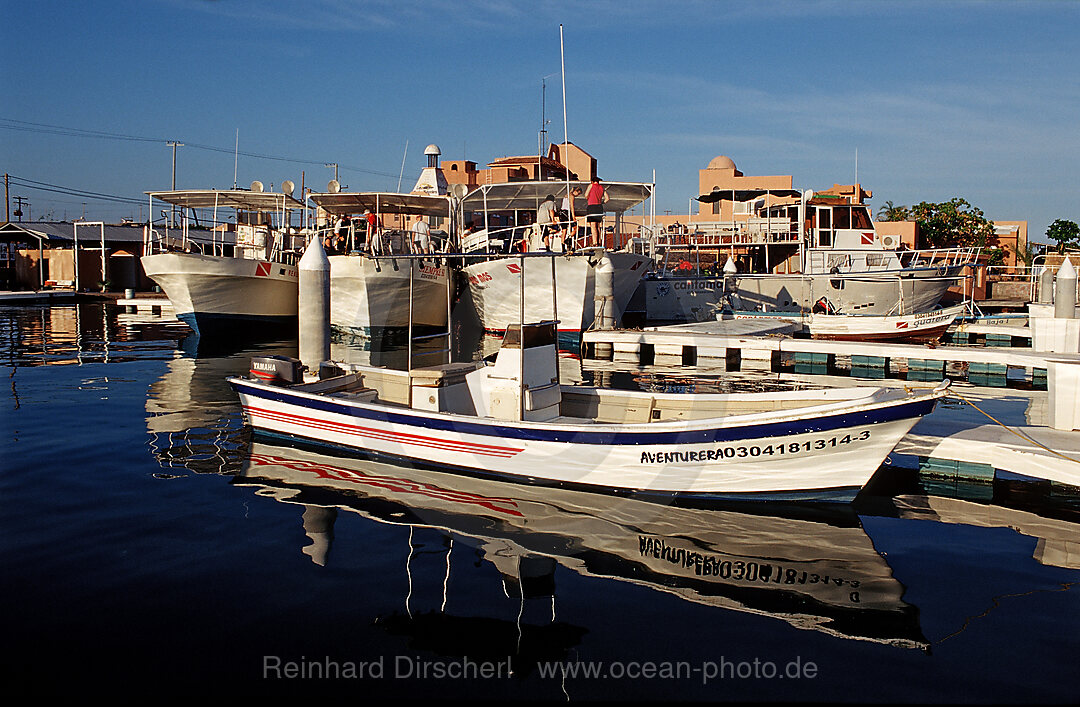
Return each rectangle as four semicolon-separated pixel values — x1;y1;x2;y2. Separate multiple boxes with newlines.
7;175;146;205
0;116;400;179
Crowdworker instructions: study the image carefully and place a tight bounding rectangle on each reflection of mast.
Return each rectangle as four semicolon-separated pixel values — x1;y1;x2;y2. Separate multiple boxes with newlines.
301;506;336;566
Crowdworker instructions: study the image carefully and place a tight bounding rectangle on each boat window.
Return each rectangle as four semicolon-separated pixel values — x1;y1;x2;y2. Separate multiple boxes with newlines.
817;208;831;229
834;207;851;230
852;207;873;229
501;321;557;349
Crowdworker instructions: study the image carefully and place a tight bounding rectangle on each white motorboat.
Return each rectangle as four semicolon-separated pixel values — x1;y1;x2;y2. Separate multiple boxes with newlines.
141;188;304;337
807;303;968;343
230;321;948;501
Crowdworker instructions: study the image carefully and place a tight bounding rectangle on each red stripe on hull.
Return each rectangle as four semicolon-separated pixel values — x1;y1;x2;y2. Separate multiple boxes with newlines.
244;405;524;458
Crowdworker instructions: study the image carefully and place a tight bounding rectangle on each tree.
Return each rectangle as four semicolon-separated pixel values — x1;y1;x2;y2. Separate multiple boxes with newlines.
907;198;994;249
876;200;909;221
1046;219;1080;253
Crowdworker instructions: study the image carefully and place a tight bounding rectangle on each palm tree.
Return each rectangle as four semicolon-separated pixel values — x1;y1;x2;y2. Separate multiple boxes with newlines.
876;200;909;221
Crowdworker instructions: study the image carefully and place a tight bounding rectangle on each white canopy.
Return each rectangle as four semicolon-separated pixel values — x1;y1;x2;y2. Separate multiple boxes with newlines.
460;180;652;214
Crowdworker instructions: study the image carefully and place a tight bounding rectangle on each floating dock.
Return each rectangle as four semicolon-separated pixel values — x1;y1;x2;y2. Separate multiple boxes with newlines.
583;320;1061;388
115;296;175;315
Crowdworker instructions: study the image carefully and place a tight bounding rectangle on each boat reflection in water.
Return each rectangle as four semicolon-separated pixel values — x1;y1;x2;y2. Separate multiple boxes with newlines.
236;439;928;651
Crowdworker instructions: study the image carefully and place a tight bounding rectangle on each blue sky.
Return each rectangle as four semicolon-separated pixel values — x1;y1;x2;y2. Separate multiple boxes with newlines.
2;0;1077;242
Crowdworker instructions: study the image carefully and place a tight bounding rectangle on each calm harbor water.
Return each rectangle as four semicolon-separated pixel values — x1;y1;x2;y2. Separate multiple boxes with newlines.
2;302;1078;701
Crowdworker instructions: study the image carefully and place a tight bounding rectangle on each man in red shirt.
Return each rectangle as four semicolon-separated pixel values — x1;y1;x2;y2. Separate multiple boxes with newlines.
585;177;607;247
364;209;380;254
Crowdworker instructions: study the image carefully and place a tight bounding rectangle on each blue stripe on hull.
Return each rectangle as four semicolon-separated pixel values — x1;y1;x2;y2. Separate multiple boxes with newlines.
180;311;297;338
232;378;935;446
250;429;864;503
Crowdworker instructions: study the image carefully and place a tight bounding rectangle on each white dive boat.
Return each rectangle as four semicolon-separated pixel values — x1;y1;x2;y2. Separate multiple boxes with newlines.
307;191;453;338
237;440;927;647
641;188;976;322
230;321;948;501
458;181;653;334
141;188;305;337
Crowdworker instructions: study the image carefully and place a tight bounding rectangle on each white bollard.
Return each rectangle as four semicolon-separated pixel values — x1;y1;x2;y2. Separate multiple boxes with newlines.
298;236;331;374
1055;257;1077;319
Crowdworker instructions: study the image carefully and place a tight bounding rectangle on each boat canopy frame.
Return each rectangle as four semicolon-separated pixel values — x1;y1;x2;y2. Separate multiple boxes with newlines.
144;189;304;259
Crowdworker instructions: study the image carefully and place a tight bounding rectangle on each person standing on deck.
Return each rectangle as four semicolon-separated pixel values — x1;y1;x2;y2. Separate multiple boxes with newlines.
561;186;582;250
585;177;608;247
364;209;380;255
536;194;559;251
411;214;432;255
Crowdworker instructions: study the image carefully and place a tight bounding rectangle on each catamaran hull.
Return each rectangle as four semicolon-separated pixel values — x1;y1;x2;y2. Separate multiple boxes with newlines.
141;253;298;336
329;255;449;336
231;378;936;500
463;252;651;333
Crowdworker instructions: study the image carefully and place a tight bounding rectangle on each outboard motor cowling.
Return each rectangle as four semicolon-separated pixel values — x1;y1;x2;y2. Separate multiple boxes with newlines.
250;356;303;385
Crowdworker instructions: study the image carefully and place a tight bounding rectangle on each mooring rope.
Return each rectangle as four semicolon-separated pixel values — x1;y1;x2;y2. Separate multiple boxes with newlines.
945;387;1080;467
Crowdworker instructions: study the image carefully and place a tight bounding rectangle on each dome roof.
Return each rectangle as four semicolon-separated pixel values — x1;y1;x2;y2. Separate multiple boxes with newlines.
707;155;737;170
424;144;442;156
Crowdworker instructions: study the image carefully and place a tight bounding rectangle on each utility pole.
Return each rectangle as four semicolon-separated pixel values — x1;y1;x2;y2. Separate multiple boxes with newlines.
325;162;338;184
4;173;9;223
13;195;28;222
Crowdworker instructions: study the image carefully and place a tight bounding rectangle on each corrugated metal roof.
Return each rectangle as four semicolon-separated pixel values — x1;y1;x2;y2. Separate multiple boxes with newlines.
0;221;147;243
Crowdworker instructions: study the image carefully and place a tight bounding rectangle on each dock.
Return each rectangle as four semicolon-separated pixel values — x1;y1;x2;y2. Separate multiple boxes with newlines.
582;320;1060;388
0;290;77;303
115;296;175;316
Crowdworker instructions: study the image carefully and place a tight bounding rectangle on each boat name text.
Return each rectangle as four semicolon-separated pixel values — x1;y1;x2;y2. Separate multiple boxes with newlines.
638;535;863;595
638;431;871;465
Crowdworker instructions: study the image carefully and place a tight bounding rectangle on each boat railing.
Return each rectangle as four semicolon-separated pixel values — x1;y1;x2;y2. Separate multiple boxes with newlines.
643;219;800;248
143;213;303;265
897;246;981;268
1028;253;1080;303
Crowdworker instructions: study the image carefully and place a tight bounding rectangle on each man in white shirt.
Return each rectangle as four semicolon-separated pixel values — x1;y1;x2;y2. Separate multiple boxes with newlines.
411;214;432;255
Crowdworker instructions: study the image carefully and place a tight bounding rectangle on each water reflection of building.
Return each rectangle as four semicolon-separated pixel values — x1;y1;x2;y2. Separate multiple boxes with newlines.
236;441;928;650
145;352;254;476
0;302;190;367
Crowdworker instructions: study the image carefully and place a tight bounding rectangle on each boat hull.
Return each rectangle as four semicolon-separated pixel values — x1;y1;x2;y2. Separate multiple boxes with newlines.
231;378;938;500
142;253;298;336
463;252;651;332
329;255;449;336
646;270;958;322
809;305;966;343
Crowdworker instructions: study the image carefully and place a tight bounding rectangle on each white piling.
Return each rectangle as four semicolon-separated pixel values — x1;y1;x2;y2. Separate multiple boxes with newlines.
299;235;331;373
594;252;615;360
1055;257;1076;319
